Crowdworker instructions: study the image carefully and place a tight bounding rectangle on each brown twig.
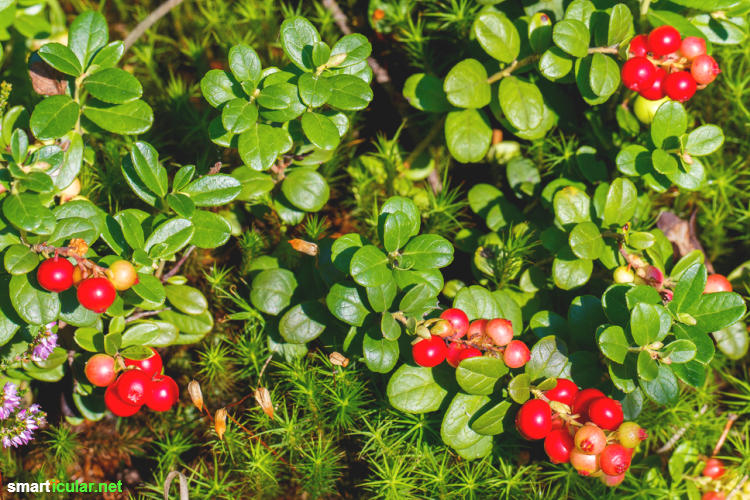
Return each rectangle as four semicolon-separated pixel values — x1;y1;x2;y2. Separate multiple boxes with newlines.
162;246;196;281
123;0;187;52
656;404;709;454
712;413;738;456
125;308;170;323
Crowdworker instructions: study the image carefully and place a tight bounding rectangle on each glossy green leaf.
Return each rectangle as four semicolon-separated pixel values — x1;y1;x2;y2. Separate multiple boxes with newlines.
250;269;297;315
473;11;520;63
456;356;508;395
83;99;154;135
387;365;448;414
30;96;79;140
84;68;142;104
444;109;492;163
444;59;491;108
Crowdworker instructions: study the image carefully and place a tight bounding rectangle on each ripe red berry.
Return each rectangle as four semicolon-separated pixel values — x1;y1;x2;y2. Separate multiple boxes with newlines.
680;36;707;60
458;347;482;364
544;378;579;407
618;422;648;448
115;369;152;406
702;492;725;500
572;388;605;422
146;374;179;412
77;277;117;313
544;429;575;464
574;423;607;454
466;319;488;340
446;342;465;368
702;458;726;480
440;309;469;338
621;57;657;92
639;67;667;100
588;397;624;430
105;383;141;417
84;354;116;387
503;340;530;368
516;399;552;440
570;448;599;476
124;348;163;378
664;71;697;102
600;473;626;487
486;318;513;346
431;319;454;338
36;257;74;293
648;25;681;56
412;335;447;367
704;274;732;293
599;444;632;475
691;54;720;85
629;34;649;57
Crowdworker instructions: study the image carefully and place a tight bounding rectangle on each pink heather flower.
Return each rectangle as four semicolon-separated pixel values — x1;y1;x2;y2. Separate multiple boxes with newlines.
31;330;57;363
0;401;46;448
0;383;21;420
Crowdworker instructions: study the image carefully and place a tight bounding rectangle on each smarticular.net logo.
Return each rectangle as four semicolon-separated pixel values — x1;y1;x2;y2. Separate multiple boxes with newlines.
5;478;123;495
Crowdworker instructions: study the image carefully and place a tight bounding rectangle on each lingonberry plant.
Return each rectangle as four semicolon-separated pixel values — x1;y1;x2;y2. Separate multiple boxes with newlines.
1;0;750;497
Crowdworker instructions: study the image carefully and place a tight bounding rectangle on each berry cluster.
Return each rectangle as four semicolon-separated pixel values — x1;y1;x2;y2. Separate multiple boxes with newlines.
84;349;179;417
37;254;138;313
411;308;531;369
515;379;648;487
622;26;719;102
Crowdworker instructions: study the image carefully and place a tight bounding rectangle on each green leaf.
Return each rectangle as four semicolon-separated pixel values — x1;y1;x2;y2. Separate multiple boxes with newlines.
530;310;568;339
300;112;340;150
670;263;706;314
441;393;493;458
3;193;56;235
381;197;421;237
238;123;293;171
298;73;332;108
387;365;448;414
10;273;60;325
189;210;232;249
398;283;436;315
331;234;366;273
280;16;320;70
663;339;696;363
122;321;178;347
526;335;571;381
588;53;620;99
90;41;125;68
68;11;108;67
608;4;634;45
83;99;154;135
444;59;491;109
362;333;399;373
453;286;499;321
568;221;604;259
250;269;297;315
692;292;746;332
326;281;369;326
713;321;749;360
165;285;208;315
685;125;723;156
473;11;520;63
651;148;678;176
128;141;168;198
639;364;679;404
402;73;451;112
508;373;531;403
330;34;371;67
498;77;544;131
84;68;142;104
279;301;327;344
630;303;662;346
647;10;709;41
183;174;241;207
131;273;166;305
456;356;508;395
38;42;82;76
552;254;592;290
3;244;39;275
637;350;659;381
228;44;262;84
55;132;84;190
553;19;590;58
597;325;629;364
220;98;257;134
444;109;492;163
326;75;373;111
350;245;390;287
553;185;590;226
367;280;397;313
381;313;401;341
144;218;193;259
47;217;97;246
672;360;707;388
200;69;244;107
651;101;687;149
30;96;79;140
401;234;454;270
382;211;411;252
470;400;512;435
539;47;574;81
281;168;330;212
602;177;637;226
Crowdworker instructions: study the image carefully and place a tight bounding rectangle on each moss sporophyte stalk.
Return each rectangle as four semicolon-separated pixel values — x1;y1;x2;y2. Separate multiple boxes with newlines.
5;479;123;494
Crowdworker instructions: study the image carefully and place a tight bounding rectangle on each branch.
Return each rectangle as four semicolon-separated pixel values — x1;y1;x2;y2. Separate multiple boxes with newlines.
125;308;170;323
162;245;196;281
123;0;187;52
712;413;738;456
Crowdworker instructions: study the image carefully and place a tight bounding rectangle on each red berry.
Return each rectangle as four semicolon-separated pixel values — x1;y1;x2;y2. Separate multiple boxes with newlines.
639;67;667;100
621;57;657;92
544;429;575;464
574;423;607;454
446;342;465;368
571;388;605;422
664;71;696;102
77;277;117;313
486;318;513;346
551;414;565;430
629;34;649;57
503;340;530;368
544;378;579;407
412;335;447;367
105;383;141;417
704;274;732;293
115;369;152;406
600;473;626;487
680;36;707;60
691;54;720;85
431;319;454;338
440;309;469;338
648;25;681;56
458;347;482;363
146;374;179;412
570;448;599;476
702;492;725;500
36;257;74;293
516;399;552;440
702;458;726;479
84;354;116;387
588;397;624;430
599;444;632;475
466;319;488;341
124;348;163;378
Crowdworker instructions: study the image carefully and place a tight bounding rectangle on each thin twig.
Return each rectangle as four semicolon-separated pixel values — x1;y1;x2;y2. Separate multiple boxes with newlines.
125;308;170;323
123;0;187;52
162;246;196;281
712;413;738;456
727;475;749;500
656;404;709;454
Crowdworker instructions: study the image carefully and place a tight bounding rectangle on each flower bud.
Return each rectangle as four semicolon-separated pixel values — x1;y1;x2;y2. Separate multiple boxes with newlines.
187;380;203;412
